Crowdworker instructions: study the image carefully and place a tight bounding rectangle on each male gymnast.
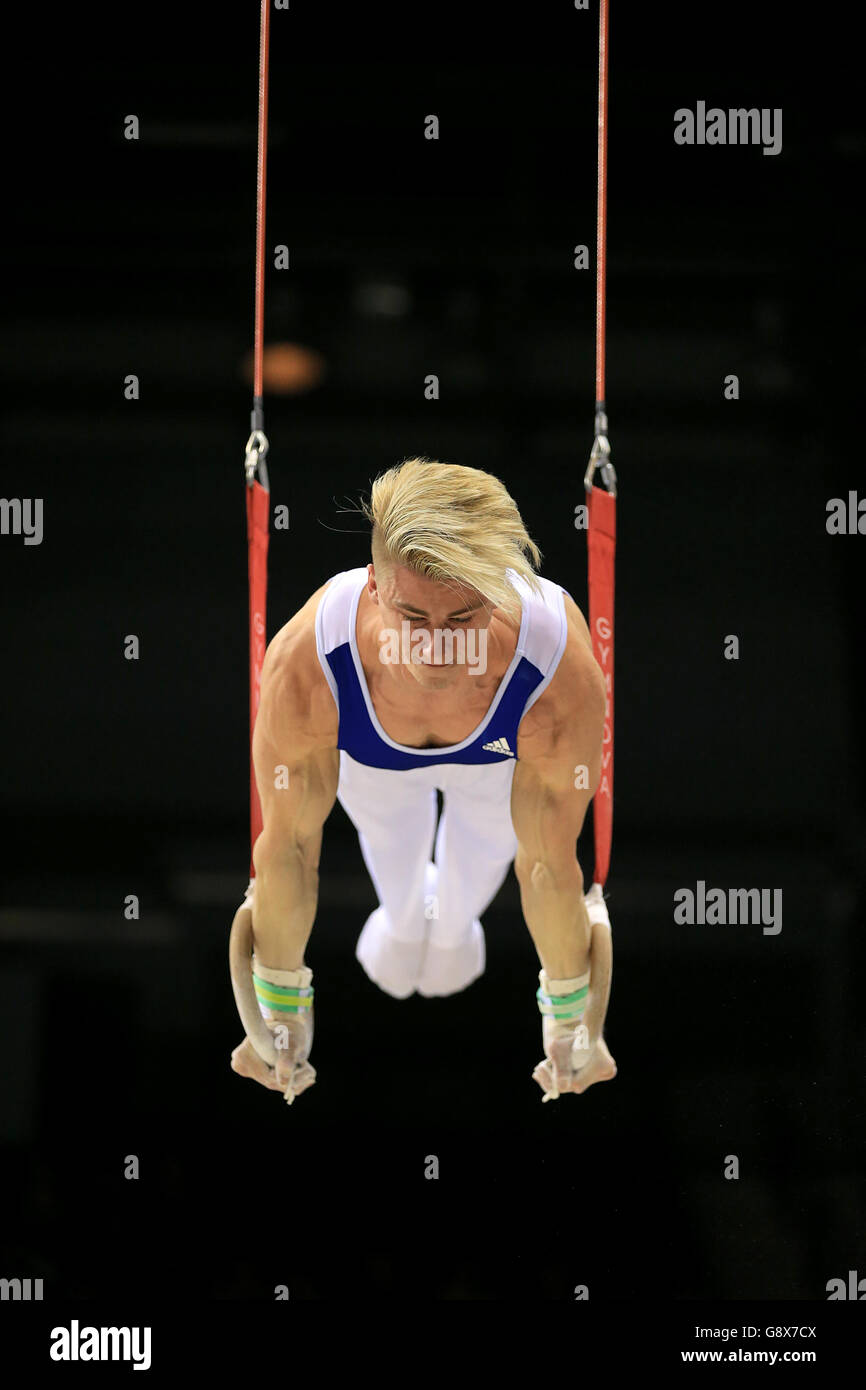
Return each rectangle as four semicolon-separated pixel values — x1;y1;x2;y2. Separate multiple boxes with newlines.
230;457;616;1101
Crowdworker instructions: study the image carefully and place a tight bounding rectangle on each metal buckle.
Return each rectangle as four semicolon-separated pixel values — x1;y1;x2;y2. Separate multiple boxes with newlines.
584;411;617;496
244;429;270;488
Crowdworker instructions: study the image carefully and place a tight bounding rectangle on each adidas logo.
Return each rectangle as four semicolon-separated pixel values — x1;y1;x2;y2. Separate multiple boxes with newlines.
482;737;514;757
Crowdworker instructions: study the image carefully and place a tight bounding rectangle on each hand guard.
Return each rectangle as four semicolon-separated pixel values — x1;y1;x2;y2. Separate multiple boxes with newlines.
229;879;317;1105
532;884;612;1102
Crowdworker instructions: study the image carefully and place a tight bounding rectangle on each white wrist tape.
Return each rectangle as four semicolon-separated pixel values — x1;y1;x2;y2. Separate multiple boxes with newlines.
251;957;313;990
539;969;591;995
251;957;314;1032
537;968;591;1024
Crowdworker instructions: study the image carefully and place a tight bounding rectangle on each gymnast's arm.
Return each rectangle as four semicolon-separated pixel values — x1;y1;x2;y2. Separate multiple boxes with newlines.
511;629;606;981
249;607;340;971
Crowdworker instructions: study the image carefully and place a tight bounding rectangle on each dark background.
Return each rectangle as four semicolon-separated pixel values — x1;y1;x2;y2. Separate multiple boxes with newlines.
1;1;864;1300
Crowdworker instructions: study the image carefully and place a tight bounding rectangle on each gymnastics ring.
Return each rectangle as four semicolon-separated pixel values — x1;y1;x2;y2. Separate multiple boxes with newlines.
228;900;280;1070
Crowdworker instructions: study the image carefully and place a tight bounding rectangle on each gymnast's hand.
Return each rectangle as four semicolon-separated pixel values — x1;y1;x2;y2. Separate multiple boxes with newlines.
532;1020;616;1099
230;1009;316;1098
531;899;616;1100
227;894;317;1103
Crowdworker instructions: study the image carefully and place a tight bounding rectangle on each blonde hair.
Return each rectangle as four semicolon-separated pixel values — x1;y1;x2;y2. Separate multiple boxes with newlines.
357;457;542;626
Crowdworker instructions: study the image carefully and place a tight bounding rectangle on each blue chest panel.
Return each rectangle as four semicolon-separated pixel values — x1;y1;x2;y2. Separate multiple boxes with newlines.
326;642;545;770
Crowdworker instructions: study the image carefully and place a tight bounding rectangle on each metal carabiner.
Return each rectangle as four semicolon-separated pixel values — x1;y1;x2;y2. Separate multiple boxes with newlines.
584;433;617;496
244;429;270;488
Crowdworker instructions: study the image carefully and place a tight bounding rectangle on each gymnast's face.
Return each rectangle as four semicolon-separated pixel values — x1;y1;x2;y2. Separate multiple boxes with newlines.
367;562;494;690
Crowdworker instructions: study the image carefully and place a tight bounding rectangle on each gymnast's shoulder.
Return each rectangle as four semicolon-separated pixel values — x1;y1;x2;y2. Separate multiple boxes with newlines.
517;589;605;755
258;579;338;747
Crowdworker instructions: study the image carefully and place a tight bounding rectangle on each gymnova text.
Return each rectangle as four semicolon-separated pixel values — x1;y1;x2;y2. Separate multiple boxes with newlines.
49;1321;151;1370
674;102;782;156
674;881;782;935
378;622;488;674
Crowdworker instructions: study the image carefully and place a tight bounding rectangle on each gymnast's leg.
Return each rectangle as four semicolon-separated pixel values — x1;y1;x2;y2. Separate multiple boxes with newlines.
417;759;519;997
336;751;439;998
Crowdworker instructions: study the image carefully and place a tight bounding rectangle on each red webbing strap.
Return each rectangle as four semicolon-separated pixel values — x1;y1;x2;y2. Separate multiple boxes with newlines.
595;0;609;408
587;0;615;890
247;478;269;879
245;0;272;881
252;0;270;413
587;483;615;887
